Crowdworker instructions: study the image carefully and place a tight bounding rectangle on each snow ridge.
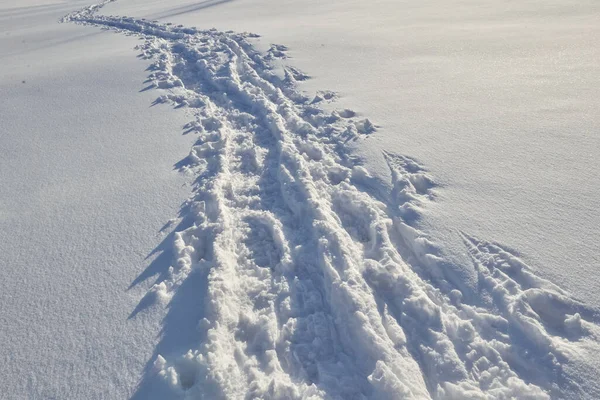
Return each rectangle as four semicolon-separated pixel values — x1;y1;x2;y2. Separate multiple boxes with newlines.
64;2;600;399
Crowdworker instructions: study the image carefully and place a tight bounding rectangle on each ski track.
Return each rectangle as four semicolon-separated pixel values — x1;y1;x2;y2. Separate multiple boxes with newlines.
63;2;600;399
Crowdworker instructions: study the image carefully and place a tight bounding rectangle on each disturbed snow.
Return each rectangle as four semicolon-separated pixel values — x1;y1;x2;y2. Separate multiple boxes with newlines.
59;1;600;399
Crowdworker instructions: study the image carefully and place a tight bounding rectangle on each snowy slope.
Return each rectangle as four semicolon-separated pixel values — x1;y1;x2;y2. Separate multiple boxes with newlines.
2;0;600;399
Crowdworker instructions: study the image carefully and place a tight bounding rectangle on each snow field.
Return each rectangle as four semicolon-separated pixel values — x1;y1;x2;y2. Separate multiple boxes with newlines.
24;1;598;398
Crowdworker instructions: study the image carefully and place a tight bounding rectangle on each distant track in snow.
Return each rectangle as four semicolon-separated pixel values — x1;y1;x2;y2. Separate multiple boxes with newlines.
64;2;600;399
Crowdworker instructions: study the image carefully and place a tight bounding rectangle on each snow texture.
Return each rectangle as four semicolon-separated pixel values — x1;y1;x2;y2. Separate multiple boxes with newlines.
56;1;600;399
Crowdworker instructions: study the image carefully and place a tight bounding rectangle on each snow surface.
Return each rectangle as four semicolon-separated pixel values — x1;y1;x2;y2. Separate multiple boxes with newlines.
0;1;196;398
2;0;600;399
103;0;600;312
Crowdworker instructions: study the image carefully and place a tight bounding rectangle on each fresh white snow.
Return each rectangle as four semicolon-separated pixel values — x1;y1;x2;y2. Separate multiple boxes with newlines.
2;0;600;399
0;1;195;398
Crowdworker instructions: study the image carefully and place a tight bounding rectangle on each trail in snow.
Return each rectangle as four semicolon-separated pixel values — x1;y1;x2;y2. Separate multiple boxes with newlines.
64;2;600;399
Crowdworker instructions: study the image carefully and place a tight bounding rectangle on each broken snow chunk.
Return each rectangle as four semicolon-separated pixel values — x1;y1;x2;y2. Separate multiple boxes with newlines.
154;354;167;372
449;289;463;307
336;109;357;118
564;313;583;336
354;118;376;134
351;165;371;180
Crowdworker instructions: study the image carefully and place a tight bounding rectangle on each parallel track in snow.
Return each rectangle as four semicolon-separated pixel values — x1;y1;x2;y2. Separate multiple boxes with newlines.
64;2;600;399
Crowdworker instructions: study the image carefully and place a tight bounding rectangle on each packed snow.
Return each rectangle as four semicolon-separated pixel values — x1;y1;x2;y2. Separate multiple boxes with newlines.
1;0;599;399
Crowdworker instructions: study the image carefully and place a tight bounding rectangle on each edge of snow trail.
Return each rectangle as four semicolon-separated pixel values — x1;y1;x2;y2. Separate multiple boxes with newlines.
63;2;600;399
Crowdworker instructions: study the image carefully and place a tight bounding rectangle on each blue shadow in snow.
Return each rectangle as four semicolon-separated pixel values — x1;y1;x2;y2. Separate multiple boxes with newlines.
150;0;235;20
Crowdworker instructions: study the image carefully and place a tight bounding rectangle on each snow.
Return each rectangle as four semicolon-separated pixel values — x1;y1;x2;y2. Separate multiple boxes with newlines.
2;0;600;399
102;0;600;308
0;1;195;398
